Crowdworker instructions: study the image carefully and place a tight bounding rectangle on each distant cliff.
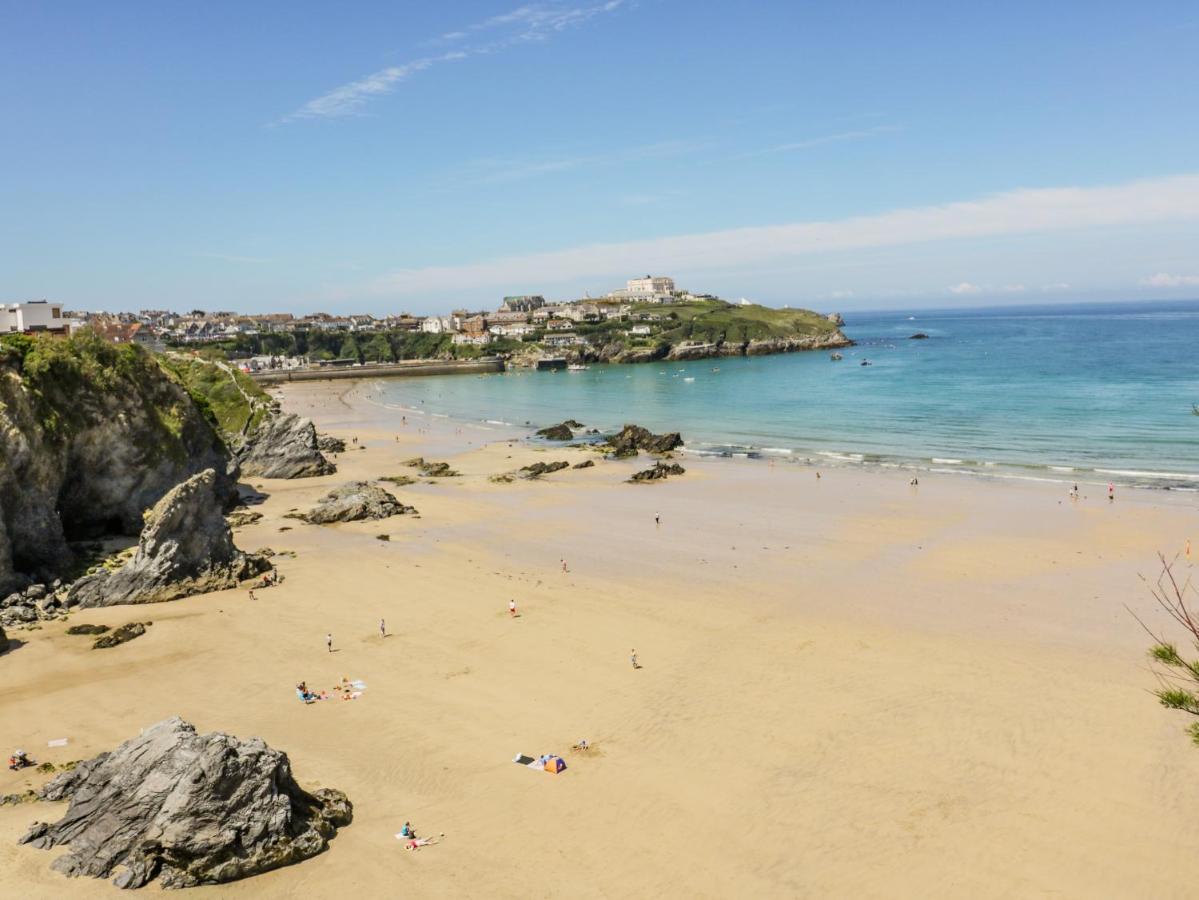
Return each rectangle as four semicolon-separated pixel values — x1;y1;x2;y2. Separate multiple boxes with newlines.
0;333;237;595
512;300;851;366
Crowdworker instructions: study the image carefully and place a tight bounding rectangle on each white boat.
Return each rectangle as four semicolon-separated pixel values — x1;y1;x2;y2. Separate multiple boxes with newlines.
567;364;589;371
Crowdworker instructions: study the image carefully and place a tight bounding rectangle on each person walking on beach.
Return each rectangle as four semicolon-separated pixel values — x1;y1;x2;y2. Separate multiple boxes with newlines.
325;633;333;653
1108;482;1115;502
654;512;660;526
379;618;386;639
630;649;639;669
248;589;257;601
561;559;569;574
509;599;517;618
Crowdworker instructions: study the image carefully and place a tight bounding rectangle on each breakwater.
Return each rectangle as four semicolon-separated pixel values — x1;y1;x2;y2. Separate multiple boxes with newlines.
250;357;504;385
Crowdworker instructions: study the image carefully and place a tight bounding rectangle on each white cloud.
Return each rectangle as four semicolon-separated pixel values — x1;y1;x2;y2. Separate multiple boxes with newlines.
452;140;707;185
948;282;982;294
1041;282;1071;291
1142;272;1199;287
362;174;1199;298
829;289;855;299
280;3;625;123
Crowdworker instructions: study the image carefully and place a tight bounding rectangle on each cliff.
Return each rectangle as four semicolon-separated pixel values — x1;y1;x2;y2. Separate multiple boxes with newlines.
0;333;237;595
510;299;851;367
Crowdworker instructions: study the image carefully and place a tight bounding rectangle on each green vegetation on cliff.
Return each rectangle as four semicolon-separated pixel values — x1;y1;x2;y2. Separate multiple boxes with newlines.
0;331;192;451
159;354;271;439
637;300;841;345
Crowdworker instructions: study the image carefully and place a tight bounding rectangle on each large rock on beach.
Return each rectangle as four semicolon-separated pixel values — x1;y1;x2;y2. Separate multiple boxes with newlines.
237;414;335;479
297;482;414;524
535;423;574;441
608;424;684;457
521;460;571;479
66;470;270;608
0;624;8;654
630;462;686;483
19;716;352;890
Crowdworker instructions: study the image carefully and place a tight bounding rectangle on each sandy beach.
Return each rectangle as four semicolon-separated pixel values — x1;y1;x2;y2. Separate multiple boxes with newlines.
2;378;1197;899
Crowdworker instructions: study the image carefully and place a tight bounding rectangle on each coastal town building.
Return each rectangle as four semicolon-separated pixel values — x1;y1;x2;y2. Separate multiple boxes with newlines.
420;316;452;334
500;295;545;312
489;323;535;338
608;275;676;303
543;332;587;348
2;300;72;334
452;332;491;346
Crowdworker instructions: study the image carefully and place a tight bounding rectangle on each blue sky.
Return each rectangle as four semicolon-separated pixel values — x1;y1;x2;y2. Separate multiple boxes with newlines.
2;1;1197;314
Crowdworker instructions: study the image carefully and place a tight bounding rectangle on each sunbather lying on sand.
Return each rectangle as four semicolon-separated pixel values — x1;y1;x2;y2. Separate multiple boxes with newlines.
405;837;437;850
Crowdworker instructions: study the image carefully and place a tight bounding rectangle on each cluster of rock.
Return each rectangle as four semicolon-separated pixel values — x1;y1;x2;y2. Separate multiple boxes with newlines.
606;424;684;458
292;482;415;524
630;462;686;483
1;580;67;628
66;470;271;609
403;457;460;477
316;434;346;453
19;717;352;890
521;460;571;479
236;414;336;479
534;420;584;441
91;621;151;650
0;623;8;654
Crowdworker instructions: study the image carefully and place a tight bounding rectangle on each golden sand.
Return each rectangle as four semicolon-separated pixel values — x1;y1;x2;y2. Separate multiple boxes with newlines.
1;379;1196;898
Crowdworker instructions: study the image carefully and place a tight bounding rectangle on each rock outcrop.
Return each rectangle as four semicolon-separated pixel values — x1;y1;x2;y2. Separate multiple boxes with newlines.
66;470;270;609
0;336;237;596
521;461;571;478
0;624;8;654
1;580;66;628
19;716;352;890
92;621;150;649
909;332;929;340
607;425;684;457
296;482;414;524
630;462;686;482
572;459;595;469
535;423;574;441
316;434;346;454
237;414;335;479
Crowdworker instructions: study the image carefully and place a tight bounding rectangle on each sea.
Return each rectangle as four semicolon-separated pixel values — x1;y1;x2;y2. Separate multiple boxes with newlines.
375;300;1199;490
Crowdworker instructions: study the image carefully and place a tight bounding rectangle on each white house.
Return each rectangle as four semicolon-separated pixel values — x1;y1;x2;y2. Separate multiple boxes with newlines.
2;300;69;334
608;275;676;303
489;323;535;338
543;332;587;348
629;324;653;336
421;316;452;334
452;332;491;346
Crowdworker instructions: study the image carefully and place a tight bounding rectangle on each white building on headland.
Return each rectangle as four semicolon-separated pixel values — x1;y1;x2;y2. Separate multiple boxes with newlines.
607;275;676;303
2;300;73;334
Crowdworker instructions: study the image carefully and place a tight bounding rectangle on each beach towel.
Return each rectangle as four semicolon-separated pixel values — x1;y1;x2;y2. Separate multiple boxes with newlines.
513;754;536;766
47;738;69;748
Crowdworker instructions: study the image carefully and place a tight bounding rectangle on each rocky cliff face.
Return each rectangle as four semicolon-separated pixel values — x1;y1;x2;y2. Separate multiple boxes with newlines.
66;469;269;608
19;716;352;890
0;335;237;596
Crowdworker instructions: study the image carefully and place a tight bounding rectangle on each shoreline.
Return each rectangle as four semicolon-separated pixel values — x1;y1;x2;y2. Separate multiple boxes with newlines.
315;376;1199;495
2;378;1197;898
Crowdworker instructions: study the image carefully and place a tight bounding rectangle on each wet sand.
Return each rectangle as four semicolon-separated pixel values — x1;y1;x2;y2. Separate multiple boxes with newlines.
1;379;1196;899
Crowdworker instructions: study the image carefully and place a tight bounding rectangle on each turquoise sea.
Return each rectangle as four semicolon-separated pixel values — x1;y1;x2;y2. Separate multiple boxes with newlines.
378;300;1199;489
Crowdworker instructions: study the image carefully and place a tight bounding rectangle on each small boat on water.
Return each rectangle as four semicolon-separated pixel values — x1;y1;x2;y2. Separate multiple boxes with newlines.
860;359;872;366
567;364;589;371
830;352;843;361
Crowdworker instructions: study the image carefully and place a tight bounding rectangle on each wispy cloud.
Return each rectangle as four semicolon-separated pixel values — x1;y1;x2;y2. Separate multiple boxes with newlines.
948;282;1026;295
1142;272;1199;287
948;282;982;295
743;125;901;157
195;252;273;264
358;173;1199;297
278;2;625;124
451;140;707;185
